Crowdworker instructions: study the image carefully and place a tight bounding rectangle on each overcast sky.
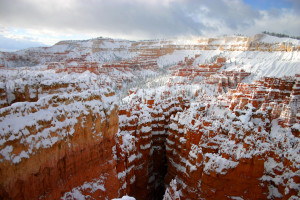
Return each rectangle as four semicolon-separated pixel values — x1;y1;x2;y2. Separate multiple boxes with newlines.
0;0;299;51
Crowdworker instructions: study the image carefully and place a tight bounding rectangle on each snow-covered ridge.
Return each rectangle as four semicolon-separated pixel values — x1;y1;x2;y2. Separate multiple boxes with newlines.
0;88;117;163
1;34;299;69
257;34;300;45
0;69;117;106
0;68;118;164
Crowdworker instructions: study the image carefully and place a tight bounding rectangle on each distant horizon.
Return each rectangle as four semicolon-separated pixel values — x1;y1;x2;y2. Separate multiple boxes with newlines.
1;0;300;51
2;31;300;53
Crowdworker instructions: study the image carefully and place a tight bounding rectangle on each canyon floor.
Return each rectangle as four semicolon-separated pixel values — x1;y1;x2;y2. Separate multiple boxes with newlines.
0;34;299;200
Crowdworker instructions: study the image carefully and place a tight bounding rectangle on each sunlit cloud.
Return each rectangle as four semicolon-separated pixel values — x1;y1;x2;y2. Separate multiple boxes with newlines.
0;0;299;51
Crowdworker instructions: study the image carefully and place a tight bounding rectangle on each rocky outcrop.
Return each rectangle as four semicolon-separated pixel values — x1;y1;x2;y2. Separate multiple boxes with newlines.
0;80;120;199
116;88;190;200
1;34;298;69
164;75;300;200
0;69;115;109
2;72;298;200
227;76;298;127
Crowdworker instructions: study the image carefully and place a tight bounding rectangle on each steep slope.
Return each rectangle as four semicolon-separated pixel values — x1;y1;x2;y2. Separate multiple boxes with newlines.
164;75;300;199
0;72;120;199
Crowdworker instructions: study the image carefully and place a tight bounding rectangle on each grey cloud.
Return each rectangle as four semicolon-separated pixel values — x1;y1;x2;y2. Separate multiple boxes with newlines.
0;0;262;38
186;0;261;30
0;0;299;39
0;0;204;38
267;8;281;17
287;0;300;11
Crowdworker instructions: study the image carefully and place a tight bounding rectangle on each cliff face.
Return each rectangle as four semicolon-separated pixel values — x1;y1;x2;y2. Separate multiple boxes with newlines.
1;34;299;69
227;76;298;127
164;76;300;200
0;72;120;199
116;89;190;200
110;74;299;200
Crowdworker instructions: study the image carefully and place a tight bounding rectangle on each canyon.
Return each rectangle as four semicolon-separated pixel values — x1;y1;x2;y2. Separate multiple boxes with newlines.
0;34;299;200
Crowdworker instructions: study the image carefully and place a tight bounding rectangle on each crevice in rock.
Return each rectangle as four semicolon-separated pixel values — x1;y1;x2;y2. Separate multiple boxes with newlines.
152;136;168;200
116;92;189;200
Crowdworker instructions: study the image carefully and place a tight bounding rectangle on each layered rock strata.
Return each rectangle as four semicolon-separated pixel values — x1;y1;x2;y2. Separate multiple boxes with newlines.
1;34;299;68
116;88;190;200
0;80;120;199
0;34;299;200
164;76;300;200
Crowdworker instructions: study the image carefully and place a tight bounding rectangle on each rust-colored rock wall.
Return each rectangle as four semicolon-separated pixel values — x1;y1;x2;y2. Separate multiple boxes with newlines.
0;90;120;200
116;90;190;200
164;76;300;200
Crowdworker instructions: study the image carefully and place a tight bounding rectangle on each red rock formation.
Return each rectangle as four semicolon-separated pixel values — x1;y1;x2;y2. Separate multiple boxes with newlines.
227;76;297;127
216;57;226;64
164;75;300;200
0;36;299;200
115;89;190;200
1;35;298;69
0;86;120;199
0;69;116;109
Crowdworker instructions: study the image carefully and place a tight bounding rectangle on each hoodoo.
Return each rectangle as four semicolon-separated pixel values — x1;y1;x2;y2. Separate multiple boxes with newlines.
0;34;299;199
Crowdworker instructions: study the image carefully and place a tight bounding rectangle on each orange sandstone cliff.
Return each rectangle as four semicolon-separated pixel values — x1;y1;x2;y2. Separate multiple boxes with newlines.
0;72;120;199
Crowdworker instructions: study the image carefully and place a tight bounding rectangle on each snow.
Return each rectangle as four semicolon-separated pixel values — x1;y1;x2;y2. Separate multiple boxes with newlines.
140;126;152;133
130;175;136;184
267;185;283;199
61;176;107;200
163;179;181;200
128;154;136;163
0;70;118;163
0;34;299;198
259;34;300;45
0;145;13;161
163;48;298;82
157;50;201;68
204;153;239;175
140;143;151;150
118;130;136;153
223;51;300;81
112;196;136;200
264;157;284;176
1;38;139;68
230;196;244;200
